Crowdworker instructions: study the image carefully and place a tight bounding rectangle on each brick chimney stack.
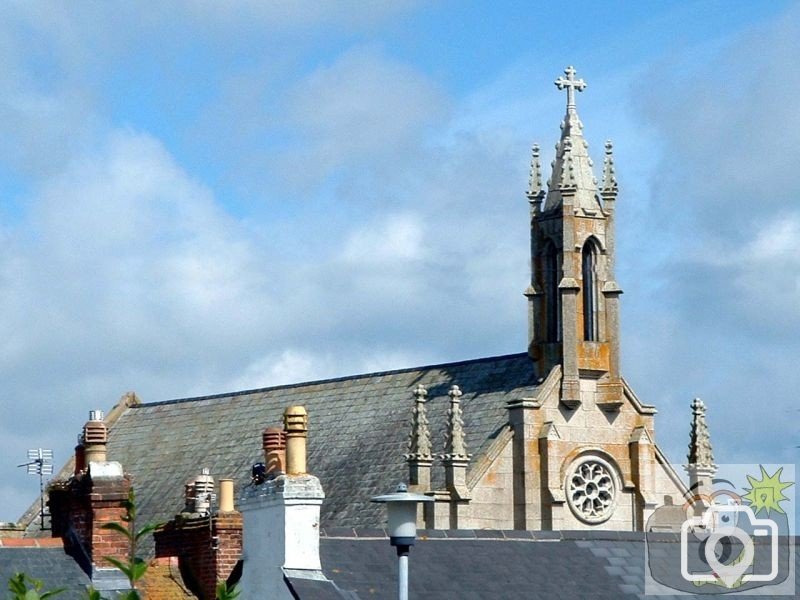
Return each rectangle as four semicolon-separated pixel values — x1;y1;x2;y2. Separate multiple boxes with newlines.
239;405;331;599
154;470;243;600
49;410;131;592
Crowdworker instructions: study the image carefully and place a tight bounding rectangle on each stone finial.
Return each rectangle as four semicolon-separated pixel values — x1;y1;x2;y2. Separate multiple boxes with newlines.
601;140;618;198
554;65;587;110
442;385;470;461
405;384;433;462
687;398;715;467
526;144;544;206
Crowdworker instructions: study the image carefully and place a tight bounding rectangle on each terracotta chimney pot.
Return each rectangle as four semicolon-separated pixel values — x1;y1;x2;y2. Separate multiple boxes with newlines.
83;411;108;463
219;479;235;513
263;427;287;476
283;406;308;475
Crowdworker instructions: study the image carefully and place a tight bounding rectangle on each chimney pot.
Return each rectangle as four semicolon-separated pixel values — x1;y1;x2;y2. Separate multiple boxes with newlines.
83;410;108;463
184;482;196;513
193;469;215;516
263;426;286;476
219;479;235;513
283;406;308;476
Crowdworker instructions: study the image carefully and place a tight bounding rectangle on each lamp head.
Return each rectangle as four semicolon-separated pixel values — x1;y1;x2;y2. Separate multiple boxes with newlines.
371;483;433;547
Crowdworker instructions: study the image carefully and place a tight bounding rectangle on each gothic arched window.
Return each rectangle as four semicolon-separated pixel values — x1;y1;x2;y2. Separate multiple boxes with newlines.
543;241;560;342
582;240;599;341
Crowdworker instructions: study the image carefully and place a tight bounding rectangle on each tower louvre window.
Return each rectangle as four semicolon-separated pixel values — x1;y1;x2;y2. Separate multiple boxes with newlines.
582;240;599;341
543;242;560;342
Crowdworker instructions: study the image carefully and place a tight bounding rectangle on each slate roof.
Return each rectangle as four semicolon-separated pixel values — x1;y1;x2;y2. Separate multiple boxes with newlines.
0;546;90;599
316;530;800;599
284;574;359;600
102;353;539;543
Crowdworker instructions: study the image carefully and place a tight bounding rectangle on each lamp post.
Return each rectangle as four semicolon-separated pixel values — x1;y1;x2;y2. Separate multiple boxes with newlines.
371;483;433;600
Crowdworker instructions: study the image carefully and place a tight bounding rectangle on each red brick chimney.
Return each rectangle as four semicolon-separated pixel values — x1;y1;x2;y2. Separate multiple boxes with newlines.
154;471;242;600
49;410;132;591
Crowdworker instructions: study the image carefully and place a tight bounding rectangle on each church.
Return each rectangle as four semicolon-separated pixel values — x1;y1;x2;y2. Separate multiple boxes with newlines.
3;66;742;599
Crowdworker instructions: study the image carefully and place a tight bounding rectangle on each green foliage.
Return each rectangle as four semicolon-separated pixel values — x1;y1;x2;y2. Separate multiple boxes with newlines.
83;587;102;600
215;581;239;600
102;558;148;588
9;488;235;600
83;587;140;600
7;573;65;600
98;489;162;595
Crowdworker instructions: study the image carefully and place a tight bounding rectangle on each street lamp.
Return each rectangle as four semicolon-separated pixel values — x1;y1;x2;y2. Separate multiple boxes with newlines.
371;483;433;600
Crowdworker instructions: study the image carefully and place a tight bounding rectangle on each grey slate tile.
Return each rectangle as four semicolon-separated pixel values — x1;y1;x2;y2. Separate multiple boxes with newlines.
0;548;91;600
84;353;539;549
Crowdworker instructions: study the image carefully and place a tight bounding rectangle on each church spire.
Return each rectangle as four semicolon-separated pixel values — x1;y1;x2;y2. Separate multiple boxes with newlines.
543;66;601;214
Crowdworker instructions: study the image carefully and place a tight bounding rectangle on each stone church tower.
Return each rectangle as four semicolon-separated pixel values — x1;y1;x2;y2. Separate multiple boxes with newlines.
525;65;623;410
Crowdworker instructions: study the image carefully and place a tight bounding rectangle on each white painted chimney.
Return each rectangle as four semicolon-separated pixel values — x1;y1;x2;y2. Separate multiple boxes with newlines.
238;406;329;600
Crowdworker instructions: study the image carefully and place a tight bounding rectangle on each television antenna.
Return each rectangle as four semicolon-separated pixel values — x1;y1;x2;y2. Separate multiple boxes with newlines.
17;448;53;530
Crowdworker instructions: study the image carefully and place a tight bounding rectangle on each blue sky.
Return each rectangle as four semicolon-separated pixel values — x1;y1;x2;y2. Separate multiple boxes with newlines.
1;1;798;522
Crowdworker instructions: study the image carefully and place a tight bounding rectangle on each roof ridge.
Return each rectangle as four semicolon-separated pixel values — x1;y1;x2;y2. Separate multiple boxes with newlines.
138;352;530;408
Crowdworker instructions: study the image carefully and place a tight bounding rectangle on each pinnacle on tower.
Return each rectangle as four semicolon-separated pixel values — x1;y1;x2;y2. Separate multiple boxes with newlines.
687;398;715;468
601;140;618;198
526;144;544;208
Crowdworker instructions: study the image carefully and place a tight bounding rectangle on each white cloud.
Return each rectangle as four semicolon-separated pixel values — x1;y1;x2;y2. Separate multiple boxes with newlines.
341;213;425;264
277;47;450;188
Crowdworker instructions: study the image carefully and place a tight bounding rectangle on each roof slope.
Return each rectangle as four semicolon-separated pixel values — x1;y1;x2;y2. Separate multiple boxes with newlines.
0;547;90;599
317;531;800;599
105;353;539;535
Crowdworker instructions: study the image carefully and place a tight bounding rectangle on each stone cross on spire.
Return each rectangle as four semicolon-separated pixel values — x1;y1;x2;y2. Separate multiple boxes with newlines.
555;65;587;110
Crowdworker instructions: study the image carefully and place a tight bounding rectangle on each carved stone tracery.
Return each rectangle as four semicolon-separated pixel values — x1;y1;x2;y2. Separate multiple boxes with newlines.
566;457;617;524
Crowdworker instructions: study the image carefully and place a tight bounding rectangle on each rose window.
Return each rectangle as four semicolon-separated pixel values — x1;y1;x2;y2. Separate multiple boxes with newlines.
567;458;616;523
